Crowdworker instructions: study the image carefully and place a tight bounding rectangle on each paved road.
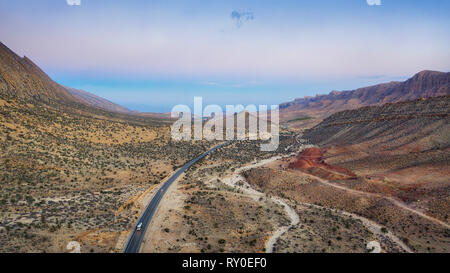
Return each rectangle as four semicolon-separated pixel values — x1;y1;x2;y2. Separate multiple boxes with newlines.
124;141;233;253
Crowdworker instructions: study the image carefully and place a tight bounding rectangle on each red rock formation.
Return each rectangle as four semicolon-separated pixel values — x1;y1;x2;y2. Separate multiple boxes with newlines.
289;148;357;180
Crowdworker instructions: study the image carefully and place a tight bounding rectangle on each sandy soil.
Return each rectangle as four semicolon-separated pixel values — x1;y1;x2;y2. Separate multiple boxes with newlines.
140;173;191;253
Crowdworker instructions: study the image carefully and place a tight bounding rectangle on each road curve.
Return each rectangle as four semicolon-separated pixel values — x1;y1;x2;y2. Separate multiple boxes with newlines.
124;141;233;253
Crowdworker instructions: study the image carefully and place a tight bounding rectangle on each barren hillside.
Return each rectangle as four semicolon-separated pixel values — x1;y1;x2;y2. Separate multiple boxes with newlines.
0;42;80;104
303;95;450;151
65;87;132;114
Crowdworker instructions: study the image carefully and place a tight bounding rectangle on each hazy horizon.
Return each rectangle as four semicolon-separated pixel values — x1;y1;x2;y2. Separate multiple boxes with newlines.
1;0;449;112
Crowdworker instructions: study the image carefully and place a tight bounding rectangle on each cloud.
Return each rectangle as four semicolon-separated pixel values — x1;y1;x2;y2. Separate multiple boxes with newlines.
366;0;381;6
231;10;254;28
66;0;81;6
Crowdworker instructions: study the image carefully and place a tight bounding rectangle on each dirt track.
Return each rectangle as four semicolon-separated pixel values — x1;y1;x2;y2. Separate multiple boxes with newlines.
221;154;416;253
300;172;450;230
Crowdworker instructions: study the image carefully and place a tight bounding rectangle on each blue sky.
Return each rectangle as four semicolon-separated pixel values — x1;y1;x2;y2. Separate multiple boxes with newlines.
0;0;449;112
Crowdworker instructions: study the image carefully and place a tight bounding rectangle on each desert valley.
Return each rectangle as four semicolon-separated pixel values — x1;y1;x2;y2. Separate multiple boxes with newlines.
0;40;448;253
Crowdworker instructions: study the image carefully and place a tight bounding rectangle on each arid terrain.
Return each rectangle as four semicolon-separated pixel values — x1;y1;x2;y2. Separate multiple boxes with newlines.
0;95;220;252
0;42;214;252
0;40;448;253
240;96;449;253
0;41;301;253
141;137;301;253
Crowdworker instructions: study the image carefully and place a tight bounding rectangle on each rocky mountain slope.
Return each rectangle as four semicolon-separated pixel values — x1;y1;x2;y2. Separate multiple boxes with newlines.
280;71;450;129
303;95;450;151
65;87;132;114
0;42;172;125
0;42;80;104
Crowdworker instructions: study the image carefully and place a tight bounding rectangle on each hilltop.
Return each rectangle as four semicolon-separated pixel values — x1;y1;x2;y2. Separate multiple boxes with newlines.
0;42;80;104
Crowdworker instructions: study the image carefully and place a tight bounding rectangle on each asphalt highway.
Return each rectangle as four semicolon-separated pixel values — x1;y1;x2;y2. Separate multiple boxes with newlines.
124;141;233;253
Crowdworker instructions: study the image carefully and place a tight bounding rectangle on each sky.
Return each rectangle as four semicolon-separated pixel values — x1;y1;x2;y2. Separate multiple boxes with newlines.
0;0;449;112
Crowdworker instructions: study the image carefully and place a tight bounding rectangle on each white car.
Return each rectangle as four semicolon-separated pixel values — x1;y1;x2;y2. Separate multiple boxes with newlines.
136;222;143;231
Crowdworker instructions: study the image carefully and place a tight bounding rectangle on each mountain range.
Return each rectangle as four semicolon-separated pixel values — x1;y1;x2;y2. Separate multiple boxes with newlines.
1;41;449;128
0;42;170;119
280;70;450;128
